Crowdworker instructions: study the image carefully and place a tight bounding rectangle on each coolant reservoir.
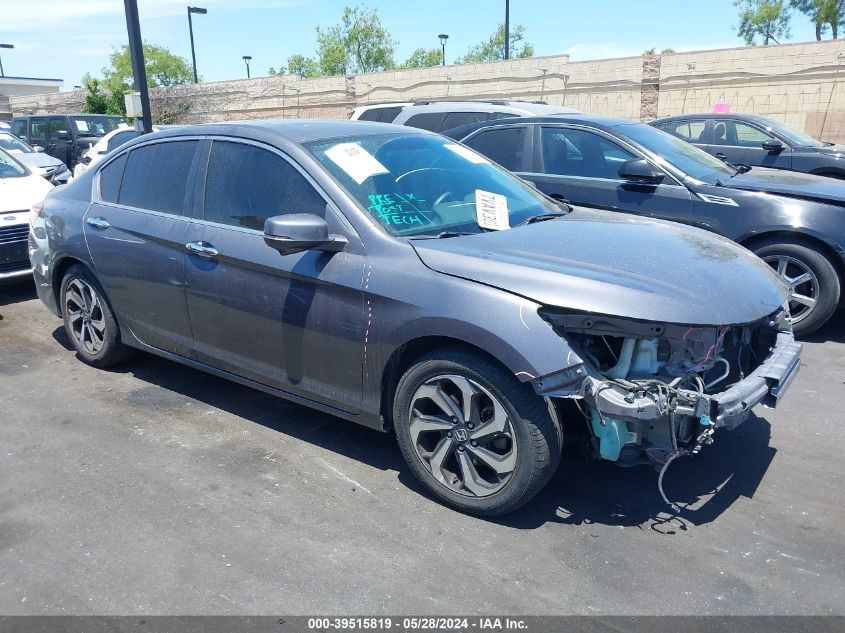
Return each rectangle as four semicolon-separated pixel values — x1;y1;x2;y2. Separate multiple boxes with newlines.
630;338;663;376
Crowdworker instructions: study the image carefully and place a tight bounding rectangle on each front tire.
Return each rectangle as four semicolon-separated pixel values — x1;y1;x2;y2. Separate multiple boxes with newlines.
393;349;562;516
60;264;132;368
752;240;840;336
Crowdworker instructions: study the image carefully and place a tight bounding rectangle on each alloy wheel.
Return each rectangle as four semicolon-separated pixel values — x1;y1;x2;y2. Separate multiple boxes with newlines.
65;278;107;354
762;254;820;325
408;374;518;497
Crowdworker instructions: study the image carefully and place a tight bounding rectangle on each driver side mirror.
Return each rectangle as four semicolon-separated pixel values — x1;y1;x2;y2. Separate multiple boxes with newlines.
32;145;45;153
618;159;665;184
762;139;784;153
263;213;347;256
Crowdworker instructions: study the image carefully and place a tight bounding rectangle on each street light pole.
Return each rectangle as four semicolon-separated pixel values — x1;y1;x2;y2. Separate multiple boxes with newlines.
123;0;152;134
0;44;13;77
242;55;252;79
438;34;449;66
504;0;510;60
187;6;207;83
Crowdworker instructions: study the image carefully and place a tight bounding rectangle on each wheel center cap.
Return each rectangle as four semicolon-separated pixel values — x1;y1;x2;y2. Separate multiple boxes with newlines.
453;427;469;443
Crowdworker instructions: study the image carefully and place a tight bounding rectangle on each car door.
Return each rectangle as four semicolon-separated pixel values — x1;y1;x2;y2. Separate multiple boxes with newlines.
712;119;793;170
520;125;692;223
83;139;199;357
183;139;366;412
47;117;72;166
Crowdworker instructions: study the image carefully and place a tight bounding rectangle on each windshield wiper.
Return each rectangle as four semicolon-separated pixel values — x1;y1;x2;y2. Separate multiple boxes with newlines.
513;212;568;228
410;231;477;239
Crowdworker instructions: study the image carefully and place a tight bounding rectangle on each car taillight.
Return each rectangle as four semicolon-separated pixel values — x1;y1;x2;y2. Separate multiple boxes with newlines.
30;202;44;226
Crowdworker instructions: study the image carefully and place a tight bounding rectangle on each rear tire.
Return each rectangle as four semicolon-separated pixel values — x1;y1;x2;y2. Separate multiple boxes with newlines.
751;239;840;336
60;264;133;368
393;348;563;516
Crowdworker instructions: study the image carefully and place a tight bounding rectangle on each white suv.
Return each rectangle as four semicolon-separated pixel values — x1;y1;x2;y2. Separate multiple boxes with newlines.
350;100;580;133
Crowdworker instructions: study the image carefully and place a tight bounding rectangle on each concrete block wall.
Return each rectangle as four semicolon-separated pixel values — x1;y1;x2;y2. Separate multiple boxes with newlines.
11;39;845;141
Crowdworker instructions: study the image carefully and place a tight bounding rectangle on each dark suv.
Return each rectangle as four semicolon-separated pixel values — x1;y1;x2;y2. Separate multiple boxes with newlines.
11;114;125;169
651;113;845;179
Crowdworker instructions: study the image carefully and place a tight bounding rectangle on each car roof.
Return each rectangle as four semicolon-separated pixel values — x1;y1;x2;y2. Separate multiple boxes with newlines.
442;114;636;140
652;112;774;123
139;118;432;144
398;101;580;116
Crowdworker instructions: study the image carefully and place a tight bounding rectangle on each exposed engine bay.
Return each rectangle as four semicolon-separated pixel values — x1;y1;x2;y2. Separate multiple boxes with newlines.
535;308;801;512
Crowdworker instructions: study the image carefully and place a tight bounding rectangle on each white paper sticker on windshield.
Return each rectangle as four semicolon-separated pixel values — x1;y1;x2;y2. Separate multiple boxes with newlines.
76;121;89;132
445;143;489;164
475;190;510;230
324;142;389;184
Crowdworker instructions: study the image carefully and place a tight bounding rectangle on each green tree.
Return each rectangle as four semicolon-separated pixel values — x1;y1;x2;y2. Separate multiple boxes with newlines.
791;0;845;38
80;75;127;116
735;0;792;45
273;5;396;77
102;43;194;93
269;54;321;78
457;23;535;63
400;47;443;68
644;47;676;54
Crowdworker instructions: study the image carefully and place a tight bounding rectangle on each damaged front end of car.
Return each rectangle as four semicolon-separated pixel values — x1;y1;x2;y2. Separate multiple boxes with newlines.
533;307;802;512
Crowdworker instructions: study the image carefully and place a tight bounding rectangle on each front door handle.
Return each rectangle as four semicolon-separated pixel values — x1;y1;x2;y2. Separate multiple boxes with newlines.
714;153;727;161
86;217;110;230
185;241;219;258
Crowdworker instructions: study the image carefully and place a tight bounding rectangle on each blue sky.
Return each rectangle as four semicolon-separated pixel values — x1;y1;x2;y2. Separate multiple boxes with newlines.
0;0;823;88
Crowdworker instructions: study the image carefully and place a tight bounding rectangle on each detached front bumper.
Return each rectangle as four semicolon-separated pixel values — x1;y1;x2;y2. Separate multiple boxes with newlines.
710;331;801;429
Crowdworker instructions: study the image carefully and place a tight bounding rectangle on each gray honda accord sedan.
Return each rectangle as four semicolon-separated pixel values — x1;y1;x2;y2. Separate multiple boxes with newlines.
29;120;802;516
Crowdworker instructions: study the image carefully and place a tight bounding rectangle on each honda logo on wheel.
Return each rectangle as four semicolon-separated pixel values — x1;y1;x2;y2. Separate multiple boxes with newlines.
454;428;468;442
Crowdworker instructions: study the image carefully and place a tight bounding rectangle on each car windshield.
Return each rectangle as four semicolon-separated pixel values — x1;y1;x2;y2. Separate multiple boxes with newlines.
756;116;824;147
70;116;124;137
0;133;33;153
305;133;560;237
0;148;28;178
617;122;735;183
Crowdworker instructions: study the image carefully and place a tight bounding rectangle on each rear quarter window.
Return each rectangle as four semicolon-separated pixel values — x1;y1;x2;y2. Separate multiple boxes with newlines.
99;153;128;203
118;141;198;214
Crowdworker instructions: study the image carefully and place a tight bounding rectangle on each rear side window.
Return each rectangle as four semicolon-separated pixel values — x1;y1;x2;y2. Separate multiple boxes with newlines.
106;130;139;152
664;120;706;143
203;141;326;231
358;107;402;123
442;112;490;130
464;127;527;171
99;154;128;203
30;119;48;140
118;141;198;214
12;120;27;138
404;112;447;132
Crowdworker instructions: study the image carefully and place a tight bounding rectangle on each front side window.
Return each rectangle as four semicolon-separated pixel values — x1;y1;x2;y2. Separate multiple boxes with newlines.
618;122;734;183
204;141;326;231
714;121;775;147
48;118;68;137
0;148;27;179
464;126;527;172
541;127;635;179
305;132;559;237
118;141;198;214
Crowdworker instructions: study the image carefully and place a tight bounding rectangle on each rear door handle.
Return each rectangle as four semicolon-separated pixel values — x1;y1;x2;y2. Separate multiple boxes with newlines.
86;217;110;230
185;241;219;258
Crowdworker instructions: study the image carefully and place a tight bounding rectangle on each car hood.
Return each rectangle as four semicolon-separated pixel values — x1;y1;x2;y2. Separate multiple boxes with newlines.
813;144;845;157
13;152;65;169
411;208;787;326
0;175;53;214
726;166;845;203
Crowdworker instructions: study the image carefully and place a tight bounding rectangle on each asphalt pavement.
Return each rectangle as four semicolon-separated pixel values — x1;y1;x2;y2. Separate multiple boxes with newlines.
1;280;843;615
